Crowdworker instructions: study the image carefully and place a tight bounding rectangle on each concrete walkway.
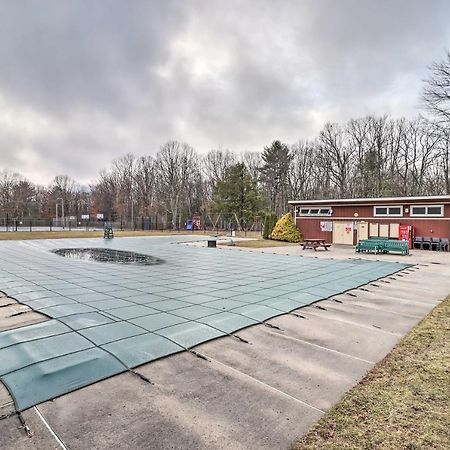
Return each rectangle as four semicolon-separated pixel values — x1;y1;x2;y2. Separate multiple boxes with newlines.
1;246;449;450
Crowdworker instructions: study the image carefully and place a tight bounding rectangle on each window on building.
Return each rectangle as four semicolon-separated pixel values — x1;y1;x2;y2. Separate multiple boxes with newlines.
412;207;426;215
410;205;443;217
297;207;332;216
374;206;403;217
389;207;402;215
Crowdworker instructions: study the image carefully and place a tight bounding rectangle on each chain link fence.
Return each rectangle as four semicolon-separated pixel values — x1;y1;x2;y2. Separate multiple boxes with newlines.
0;215;263;234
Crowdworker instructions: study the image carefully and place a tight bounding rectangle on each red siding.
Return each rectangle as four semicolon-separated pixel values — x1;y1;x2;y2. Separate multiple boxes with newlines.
294;202;450;242
296;217;450;241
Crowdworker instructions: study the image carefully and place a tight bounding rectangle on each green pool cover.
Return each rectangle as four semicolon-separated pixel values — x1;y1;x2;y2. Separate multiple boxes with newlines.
0;236;410;410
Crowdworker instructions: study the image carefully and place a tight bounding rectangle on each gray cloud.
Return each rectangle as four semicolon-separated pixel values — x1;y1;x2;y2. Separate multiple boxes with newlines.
0;0;449;184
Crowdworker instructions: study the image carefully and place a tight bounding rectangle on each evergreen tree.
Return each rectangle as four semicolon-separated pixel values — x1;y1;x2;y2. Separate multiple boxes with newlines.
212;163;264;229
263;211;278;239
270;212;302;243
259;140;293;217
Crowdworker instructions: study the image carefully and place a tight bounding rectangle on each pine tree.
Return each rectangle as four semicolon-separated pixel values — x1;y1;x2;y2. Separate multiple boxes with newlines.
212;163;264;229
263;211;277;239
259;140;293;217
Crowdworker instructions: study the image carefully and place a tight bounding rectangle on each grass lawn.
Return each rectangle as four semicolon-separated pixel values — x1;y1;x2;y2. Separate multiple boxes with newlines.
0;230;264;241
293;295;450;450
219;239;299;248
0;230;197;241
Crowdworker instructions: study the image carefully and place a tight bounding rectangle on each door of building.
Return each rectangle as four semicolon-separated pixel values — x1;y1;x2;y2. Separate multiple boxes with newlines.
333;222;354;245
369;223;379;237
379;224;389;237
389;223;400;238
357;222;369;241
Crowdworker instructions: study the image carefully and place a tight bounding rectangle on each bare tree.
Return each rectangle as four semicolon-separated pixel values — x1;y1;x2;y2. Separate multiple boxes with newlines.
203;149;236;186
288;140;317;200
423;51;450;124
318;122;356;197
0;170;34;218
134;155;156;216
242;151;262;181
91;171;118;220
49;174;80;221
156;141;199;229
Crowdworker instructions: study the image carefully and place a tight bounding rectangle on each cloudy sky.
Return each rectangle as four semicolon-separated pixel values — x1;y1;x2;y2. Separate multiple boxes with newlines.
0;0;449;185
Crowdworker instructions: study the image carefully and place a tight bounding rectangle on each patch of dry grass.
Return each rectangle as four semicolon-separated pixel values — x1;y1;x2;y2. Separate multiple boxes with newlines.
293;295;450;450
0;230;199;241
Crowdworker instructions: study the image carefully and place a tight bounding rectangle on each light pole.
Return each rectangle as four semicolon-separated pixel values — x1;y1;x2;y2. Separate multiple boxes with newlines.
56;198;65;229
131;189;134;231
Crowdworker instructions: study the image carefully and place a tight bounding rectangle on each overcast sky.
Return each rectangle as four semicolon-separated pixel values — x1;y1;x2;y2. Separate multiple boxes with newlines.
0;0;449;185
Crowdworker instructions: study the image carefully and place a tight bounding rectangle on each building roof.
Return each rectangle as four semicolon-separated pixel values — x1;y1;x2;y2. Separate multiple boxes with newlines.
288;195;450;206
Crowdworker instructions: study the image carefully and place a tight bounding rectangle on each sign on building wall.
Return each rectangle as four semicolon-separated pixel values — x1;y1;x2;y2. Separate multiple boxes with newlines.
320;221;333;232
96;213;104;220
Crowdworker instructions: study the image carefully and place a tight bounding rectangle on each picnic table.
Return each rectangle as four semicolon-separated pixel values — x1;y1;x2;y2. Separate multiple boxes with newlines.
302;238;331;251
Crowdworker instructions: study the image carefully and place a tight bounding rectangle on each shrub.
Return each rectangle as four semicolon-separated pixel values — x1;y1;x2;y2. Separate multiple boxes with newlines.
270;212;302;243
263;212;278;239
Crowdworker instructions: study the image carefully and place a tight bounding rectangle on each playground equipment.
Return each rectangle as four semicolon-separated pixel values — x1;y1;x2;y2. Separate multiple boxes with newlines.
185;215;201;231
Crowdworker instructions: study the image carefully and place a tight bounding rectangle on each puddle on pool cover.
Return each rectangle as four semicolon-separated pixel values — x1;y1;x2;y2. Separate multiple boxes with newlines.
52;248;164;265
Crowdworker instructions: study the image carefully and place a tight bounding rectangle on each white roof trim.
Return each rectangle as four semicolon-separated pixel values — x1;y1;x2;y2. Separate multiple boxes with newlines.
289;195;450;205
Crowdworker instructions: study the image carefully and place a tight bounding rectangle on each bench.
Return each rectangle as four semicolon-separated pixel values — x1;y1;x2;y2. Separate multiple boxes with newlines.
303;238;331;251
380;240;409;256
355;240;382;254
356;239;409;256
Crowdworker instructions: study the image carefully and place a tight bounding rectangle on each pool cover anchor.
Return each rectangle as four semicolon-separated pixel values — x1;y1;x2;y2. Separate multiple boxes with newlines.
314;304;327;311
17;411;33;438
232;334;250;344
291;312;307;319
0;408;16;421
264;322;283;331
130;369;154;385
9;310;31;318
0;302;16;308
190;350;210;362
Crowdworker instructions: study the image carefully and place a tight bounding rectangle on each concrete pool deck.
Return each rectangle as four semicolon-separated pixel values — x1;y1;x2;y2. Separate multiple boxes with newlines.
0;237;449;449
